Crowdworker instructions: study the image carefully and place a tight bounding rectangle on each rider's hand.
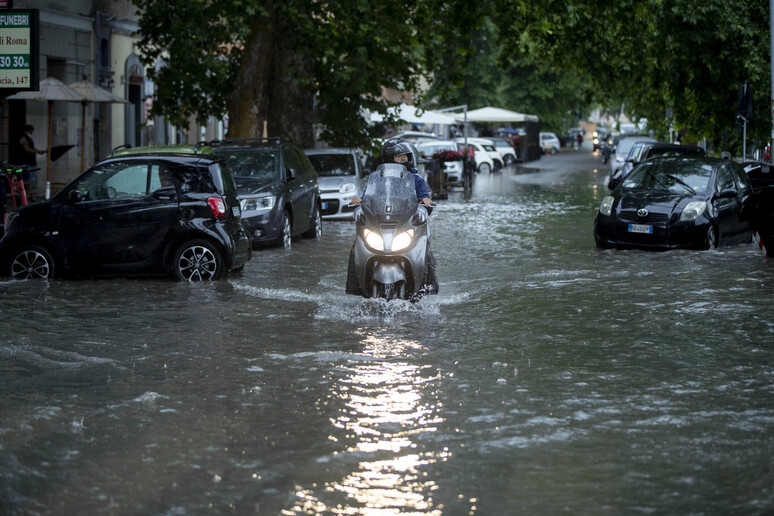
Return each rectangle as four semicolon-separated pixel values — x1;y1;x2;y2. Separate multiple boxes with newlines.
350;197;362;205
420;197;433;206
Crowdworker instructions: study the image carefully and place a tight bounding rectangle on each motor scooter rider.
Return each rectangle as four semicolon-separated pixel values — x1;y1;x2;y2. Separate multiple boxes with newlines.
346;137;438;296
351;137;433;207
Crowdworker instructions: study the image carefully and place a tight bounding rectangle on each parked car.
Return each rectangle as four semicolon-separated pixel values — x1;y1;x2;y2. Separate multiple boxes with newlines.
609;134;656;180
391;131;441;143
210;138;322;248
415;139;465;186
594;157;753;250
304;147;369;220
600;133;623;164
0;150;251;280
539;132;561;154
610;142;706;190
464;138;506;170
486;136;518;165
740;161;774;258
454;139;497;174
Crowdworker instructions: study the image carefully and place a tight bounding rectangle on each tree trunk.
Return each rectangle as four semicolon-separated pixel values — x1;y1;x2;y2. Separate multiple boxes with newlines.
226;7;316;148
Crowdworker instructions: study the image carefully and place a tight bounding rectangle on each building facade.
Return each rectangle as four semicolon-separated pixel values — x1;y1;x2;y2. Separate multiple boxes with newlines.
1;0;223;198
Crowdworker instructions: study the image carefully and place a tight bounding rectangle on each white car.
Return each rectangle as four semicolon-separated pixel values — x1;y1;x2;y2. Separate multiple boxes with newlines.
539;132;561;154
454;139;496;174
304;147;369;220
415;140;465;186
483;136;518;165
464;138;506;170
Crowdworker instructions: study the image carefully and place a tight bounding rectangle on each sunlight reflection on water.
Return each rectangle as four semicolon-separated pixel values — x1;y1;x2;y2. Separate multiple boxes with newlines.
287;333;450;515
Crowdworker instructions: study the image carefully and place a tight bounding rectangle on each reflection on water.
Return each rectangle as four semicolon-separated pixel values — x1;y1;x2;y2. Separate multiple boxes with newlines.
289;332;451;515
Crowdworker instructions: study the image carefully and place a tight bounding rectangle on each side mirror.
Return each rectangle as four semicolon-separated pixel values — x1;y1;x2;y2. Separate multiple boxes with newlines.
65;189;81;203
362;168;371;176
714;188;737;200
286;168;297;181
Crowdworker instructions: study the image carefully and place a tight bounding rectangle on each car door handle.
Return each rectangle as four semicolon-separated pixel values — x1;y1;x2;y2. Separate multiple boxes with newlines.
153;191;176;201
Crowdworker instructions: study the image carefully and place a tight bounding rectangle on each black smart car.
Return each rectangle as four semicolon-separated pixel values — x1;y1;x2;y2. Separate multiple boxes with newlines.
594;156;753;250
210;138;322;248
0;152;251;280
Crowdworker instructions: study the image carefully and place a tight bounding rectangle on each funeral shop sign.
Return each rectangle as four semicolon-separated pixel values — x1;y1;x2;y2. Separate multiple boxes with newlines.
0;9;39;91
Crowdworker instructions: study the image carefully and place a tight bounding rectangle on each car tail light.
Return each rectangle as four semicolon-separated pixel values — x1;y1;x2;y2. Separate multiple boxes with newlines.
208;196;227;218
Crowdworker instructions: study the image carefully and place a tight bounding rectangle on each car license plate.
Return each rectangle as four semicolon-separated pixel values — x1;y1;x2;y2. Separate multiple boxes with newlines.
628;223;653;234
322;202;329;210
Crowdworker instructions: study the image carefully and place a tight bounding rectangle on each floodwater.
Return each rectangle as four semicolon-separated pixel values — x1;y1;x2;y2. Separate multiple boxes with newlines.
2;146;773;515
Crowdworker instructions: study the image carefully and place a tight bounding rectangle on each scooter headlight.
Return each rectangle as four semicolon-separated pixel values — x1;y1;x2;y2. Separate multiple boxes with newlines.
364;228;384;251
391;229;415;251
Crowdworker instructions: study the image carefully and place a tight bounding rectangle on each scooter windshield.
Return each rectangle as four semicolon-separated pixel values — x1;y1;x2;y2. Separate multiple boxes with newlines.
361;164;418;224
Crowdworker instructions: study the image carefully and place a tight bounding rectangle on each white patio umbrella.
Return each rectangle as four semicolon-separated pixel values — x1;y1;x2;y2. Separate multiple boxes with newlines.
69;80;129;171
370;103;457;125
7;77;87;199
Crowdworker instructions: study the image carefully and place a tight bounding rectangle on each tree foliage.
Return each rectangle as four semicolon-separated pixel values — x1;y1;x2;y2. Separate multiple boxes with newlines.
494;0;771;151
425;16;592;132
133;0;772;153
132;0;459;148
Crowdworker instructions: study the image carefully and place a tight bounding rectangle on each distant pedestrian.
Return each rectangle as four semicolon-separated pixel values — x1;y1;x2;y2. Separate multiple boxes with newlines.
18;124;45;201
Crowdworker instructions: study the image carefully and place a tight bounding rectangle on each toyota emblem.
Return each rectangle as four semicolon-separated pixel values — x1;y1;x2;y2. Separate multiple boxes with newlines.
637;208;649;218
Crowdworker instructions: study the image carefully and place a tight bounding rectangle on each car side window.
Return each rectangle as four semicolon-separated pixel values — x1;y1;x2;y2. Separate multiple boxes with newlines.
283;146;304;179
296;148;316;179
149;164;175;192
730;163;751;193
76;162;149;201
715;165;735;192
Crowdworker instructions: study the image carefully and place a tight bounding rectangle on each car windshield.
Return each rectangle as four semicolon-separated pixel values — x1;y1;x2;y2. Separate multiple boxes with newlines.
618;138;653;156
307;154;356;177
213;148;281;187
622;159;713;194
482;144;496;152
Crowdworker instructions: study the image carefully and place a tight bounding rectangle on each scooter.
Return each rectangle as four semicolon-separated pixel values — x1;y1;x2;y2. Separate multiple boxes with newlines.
345;163;437;301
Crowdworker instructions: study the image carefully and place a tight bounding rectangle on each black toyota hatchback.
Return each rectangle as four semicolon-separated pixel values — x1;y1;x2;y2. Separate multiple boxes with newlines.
594;157;753;250
0;153;251;280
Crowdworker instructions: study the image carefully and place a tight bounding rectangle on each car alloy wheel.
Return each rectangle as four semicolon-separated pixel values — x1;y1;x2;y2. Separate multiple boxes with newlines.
10;246;55;279
704;226;718;250
278;211;292;248
173;240;223;281
302;205;322;239
478;163;491;175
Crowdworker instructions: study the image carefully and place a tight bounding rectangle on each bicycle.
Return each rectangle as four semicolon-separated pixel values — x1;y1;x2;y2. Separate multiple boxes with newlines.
2;162;38;222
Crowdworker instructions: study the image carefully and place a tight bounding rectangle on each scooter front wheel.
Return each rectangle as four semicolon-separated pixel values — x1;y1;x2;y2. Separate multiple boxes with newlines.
370;281;406;301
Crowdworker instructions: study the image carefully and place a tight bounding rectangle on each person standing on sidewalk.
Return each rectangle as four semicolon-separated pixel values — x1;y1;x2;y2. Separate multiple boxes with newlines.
19;124;45;201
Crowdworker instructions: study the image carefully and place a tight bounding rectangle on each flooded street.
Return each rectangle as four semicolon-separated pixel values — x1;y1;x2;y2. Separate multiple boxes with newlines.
2;146;773;515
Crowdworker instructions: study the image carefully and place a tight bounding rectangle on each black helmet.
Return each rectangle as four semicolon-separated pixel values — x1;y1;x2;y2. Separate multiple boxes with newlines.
382;137;414;168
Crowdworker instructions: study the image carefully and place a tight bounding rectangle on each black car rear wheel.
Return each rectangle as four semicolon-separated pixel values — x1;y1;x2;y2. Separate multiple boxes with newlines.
8;245;56;279
172;239;224;281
